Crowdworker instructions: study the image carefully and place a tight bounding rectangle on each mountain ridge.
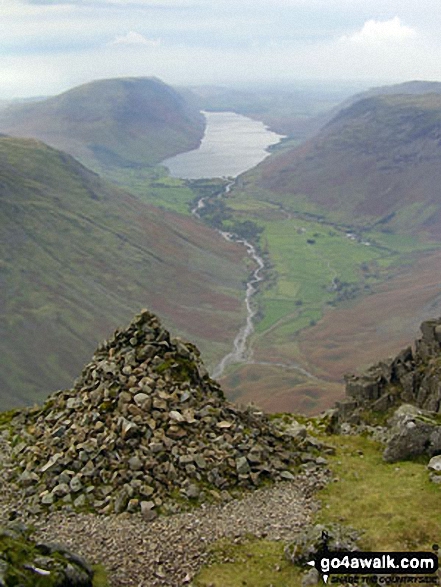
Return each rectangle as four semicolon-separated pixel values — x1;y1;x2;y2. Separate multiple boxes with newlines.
0;77;205;173
246;91;441;237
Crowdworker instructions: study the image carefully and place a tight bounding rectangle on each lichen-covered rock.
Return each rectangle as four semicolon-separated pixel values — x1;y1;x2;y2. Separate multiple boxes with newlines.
383;405;441;462
0;524;93;586
7;310;307;516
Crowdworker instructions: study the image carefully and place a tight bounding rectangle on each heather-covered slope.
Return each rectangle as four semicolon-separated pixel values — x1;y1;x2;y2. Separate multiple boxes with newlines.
0;136;247;408
0;77;205;173
246;92;441;238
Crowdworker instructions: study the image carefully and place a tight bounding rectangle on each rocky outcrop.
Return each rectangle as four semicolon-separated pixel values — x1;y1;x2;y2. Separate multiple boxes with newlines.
336;318;441;424
334;318;441;463
284;523;360;565
0;523;93;587
7;310;307;517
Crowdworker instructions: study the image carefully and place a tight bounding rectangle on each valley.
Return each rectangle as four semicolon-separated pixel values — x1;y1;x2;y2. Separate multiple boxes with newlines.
191;180;441;413
3;77;441;417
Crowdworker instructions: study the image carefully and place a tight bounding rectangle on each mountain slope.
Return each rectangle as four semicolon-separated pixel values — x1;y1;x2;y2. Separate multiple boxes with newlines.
246;92;441;237
0;77;205;173
0;136;247;408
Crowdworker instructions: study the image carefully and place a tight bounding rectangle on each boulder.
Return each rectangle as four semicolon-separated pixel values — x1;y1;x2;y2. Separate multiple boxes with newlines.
0;524;93;587
285;523;360;565
383;405;441;462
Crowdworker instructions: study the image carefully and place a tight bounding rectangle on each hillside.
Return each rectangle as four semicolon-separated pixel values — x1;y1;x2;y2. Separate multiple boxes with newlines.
185;82;360;139
0;77;205;173
0;136;248;408
245;92;441;238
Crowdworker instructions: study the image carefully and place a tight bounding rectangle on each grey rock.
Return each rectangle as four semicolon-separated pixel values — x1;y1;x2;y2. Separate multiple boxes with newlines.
41;492;54;505
52;483;70;497
186;484;200;499
285;523;360;565
302;568;320;587
73;494;87;508
286;421;308;439
128;456;143;471
428;455;441;473
40;452;63;473
70;476;83;493
280;471;295;480
134;393;149;407
236;457;250;475
383;407;441;462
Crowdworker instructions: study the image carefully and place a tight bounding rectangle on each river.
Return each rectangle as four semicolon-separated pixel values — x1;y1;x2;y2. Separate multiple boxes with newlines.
164;111;287;379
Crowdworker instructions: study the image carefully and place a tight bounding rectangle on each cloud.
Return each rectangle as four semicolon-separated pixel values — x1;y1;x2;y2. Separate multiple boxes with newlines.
341;17;417;45
111;31;161;46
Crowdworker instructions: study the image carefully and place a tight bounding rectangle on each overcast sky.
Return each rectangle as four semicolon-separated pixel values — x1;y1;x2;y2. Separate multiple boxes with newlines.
2;0;441;98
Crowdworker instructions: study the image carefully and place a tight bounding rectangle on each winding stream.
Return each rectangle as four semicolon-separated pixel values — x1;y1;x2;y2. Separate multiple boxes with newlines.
191;186;264;378
171;111;316;380
192;187;316;380
211;231;265;379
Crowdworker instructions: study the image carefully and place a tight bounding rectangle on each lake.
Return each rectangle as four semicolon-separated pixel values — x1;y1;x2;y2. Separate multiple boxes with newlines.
162;111;285;179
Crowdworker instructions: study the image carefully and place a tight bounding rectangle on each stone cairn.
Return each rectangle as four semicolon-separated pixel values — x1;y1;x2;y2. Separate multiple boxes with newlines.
9;310;302;517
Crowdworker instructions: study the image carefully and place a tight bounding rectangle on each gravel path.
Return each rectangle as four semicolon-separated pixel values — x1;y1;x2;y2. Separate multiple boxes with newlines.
0;430;327;587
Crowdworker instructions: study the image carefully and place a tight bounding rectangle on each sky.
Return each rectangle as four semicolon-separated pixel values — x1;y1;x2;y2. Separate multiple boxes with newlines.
2;0;441;98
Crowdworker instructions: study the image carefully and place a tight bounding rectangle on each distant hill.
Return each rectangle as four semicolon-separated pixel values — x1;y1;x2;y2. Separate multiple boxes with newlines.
185;82;361;139
0;136;247;408
0;77;205;173
246;91;441;237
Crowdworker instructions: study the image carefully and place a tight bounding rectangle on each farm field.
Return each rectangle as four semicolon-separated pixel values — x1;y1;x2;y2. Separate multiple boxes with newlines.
212;188;441;413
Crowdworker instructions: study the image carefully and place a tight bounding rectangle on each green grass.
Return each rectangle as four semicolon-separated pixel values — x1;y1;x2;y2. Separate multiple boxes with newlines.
99;166;197;214
92;565;110;587
317;435;441;551
194;538;303;587
193;430;440;587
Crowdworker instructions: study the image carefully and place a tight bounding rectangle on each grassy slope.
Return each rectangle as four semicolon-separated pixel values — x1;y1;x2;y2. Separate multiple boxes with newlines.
246;94;441;238
194;430;440;586
0;136;248;408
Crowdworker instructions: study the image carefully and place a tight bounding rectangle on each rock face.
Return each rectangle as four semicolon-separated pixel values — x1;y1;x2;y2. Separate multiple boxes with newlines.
334;318;441;462
336;319;441;422
8;310;302;516
0;524;93;587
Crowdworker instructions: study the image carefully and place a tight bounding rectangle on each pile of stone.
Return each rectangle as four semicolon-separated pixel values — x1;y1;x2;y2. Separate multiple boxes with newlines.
8;310;304;516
